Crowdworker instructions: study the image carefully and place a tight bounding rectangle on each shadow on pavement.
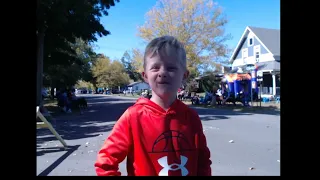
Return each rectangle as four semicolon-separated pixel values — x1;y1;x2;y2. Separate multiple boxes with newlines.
37;145;80;176
37;146;69;156
38;95;279;148
37;123;115;147
37;95;136;147
199;115;230;121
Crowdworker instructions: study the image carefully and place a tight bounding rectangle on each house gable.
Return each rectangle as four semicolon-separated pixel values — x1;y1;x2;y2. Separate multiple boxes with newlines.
234;36;270;60
229;26;279;64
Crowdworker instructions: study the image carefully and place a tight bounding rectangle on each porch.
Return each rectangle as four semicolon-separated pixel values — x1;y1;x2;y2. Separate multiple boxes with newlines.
259;71;280;99
256;60;280;99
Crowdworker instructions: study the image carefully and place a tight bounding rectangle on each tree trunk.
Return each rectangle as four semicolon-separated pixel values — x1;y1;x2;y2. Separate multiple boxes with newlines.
36;31;45;106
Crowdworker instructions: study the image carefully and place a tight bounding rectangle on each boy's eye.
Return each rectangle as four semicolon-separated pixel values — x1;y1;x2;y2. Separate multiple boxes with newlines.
150;66;159;70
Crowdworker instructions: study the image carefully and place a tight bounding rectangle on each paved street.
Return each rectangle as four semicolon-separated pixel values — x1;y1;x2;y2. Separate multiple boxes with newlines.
37;94;280;176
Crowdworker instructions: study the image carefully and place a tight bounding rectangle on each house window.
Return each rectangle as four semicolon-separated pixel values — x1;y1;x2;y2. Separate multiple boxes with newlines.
249;38;253;46
255;52;260;63
242;48;248;64
254;45;261;63
247;37;254;47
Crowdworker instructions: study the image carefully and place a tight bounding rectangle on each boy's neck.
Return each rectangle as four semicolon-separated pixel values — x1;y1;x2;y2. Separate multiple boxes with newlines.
150;93;176;111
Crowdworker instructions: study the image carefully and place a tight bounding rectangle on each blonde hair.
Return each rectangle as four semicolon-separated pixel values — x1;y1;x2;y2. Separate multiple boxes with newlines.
143;36;187;70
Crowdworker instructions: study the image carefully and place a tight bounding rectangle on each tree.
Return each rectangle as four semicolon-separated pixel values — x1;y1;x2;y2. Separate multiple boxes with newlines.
75;80;94;90
120;50;143;81
108;60;131;88
91;56;130;89
121;51;140;81
137;0;231;77
36;0;119;105
91;55;112;88
43;38;98;98
71;38;98;83
130;48;144;75
44;64;83;88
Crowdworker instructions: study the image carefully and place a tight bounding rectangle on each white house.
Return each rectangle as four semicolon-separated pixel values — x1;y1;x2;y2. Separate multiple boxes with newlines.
229;26;280;98
127;82;150;92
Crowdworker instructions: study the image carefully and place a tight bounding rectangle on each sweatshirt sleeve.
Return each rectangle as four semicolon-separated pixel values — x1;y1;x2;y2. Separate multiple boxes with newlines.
194;112;212;176
94;109;132;176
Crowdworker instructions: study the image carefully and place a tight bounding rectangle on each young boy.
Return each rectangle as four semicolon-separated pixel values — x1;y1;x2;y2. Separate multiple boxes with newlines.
94;36;212;176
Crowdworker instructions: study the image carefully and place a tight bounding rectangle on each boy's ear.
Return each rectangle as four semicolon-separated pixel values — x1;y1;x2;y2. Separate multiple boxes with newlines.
142;72;148;83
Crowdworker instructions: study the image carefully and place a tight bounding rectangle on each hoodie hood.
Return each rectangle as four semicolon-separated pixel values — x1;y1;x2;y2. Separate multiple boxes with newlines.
134;97;183;116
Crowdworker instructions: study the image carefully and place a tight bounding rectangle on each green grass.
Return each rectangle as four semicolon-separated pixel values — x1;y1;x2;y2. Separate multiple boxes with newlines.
43;98;86;116
43;99;61;116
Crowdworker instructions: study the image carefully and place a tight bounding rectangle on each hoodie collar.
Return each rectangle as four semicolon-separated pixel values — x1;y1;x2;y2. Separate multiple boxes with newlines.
135;97;181;116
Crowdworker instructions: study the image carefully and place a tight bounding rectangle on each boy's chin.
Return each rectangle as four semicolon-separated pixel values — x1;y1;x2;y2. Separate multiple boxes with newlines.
153;90;176;100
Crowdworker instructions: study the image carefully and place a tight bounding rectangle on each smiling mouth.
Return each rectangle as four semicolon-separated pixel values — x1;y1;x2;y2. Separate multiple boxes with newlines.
158;82;170;84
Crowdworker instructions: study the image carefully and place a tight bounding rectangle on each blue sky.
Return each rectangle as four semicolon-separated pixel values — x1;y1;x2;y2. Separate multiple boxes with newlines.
94;0;280;60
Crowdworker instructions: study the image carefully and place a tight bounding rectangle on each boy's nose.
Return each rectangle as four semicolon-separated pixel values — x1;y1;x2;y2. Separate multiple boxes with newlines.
158;69;168;78
158;73;167;78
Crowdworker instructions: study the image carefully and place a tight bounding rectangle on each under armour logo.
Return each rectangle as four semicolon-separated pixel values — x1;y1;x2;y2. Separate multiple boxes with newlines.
157;155;188;176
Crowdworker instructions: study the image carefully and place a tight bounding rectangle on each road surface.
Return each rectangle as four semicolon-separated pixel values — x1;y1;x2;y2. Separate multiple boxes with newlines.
37;94;280;176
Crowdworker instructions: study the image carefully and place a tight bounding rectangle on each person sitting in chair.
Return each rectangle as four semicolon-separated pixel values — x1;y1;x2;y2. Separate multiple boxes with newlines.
191;92;200;105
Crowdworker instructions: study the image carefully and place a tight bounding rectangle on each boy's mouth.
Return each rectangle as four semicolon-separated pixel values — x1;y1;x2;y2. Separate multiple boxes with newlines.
158;81;170;84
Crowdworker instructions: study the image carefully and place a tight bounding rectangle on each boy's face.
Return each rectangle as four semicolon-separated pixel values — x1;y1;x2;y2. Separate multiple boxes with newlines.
142;52;188;100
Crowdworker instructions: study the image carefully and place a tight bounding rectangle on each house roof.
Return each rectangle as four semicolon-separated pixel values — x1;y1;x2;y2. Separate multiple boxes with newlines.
127;81;145;87
229;26;280;63
249;26;280;56
256;60;280;71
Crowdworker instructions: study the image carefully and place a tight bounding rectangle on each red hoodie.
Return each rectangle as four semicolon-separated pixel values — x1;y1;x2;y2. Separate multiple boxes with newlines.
94;98;211;176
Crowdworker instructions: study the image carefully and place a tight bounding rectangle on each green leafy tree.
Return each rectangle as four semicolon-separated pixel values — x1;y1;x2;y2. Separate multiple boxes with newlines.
36;0;119;104
120;50;143;81
92;56;130;89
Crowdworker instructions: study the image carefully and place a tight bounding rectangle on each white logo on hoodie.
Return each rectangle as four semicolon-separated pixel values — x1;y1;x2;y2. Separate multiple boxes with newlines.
157;155;188;176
